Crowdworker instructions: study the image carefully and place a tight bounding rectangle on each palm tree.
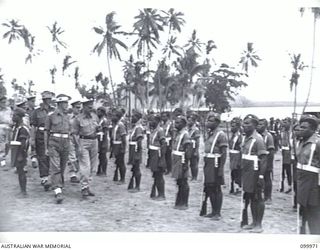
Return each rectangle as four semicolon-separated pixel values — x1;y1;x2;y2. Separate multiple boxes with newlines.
184;30;204;53
93;11;128;105
290;53;307;117
162;8;185;34
62;55;77;75
47;22;67;53
239;42;261;73
132;8;165;109
301;7;320;113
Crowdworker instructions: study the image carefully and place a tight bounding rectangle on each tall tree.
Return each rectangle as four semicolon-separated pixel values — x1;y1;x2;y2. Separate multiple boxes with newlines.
47;22;67;53
93;11;128;105
239;42;261;73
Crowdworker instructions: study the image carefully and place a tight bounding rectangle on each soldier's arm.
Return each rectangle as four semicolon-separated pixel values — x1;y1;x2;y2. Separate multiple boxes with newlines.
44;115;51;154
258;154;267;176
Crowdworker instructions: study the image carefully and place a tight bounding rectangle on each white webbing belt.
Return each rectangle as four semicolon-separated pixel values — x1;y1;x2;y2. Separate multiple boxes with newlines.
51;133;69;138
172;150;185;156
229;149;240;154
282;146;290;150
204;131;223;168
10;141;22;146
113;140;121;144
149;145;160;151
297;163;320;174
242;138;258;170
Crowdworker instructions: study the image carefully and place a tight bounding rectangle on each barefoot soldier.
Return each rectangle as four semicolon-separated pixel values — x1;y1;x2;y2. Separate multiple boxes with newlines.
172;115;192;210
229;117;243;195
45;94;72;203
10;107;30;196
148;114;167;200
201;113;227;220
127;111;144;192
187;113;200;181
240;114;267;233
257;118;275;204
296;115;320;234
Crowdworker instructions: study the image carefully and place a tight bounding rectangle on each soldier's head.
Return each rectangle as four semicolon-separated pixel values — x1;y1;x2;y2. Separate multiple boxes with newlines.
175;115;187;131
81;98;94;114
173;108;183;118
41;91;54;106
132;111;142;124
149;114;161;129
230;117;241;133
111;109;123;123
206;113;220;131
55;94;71;113
26;95;36;109
299;114;319;140
15;98;27;110
161;111;170;122
187;113;197;128
257;118;268;133
292;123;302;139
12;107;26;124
97;106;107;118
243;114;258;135
71;100;81;115
282;117;291;130
0;96;6;109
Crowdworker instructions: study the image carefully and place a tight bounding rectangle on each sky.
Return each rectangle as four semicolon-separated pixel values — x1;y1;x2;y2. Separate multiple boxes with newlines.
0;0;319;104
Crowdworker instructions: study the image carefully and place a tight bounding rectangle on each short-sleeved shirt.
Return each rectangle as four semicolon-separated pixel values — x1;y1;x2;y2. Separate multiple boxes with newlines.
45;109;71;134
149;126;165;147
188;125;200;154
128;123;144;164
281;130;292;164
162;120;173;147
149;126;166;171
204;129;228;154
111;121;127;156
30;104;53;128
172;128;191;152
11;125;29;164
261;130;275;170
229;131;242;170
72;112;99;136
296;133;320;207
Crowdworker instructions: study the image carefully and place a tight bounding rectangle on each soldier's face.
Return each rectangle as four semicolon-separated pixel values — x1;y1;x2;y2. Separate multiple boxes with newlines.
243;119;256;134
230;122;239;133
206;118;219;130
131;115;139;124
12;113;21;123
59;102;68;112
72;105;81;115
299;122;314;139
256;121;266;133
293;125;302;138
161;113;168;122
83;103;93;113
28;99;35;108
283;121;290;130
149;118;157;129
187;117;194;127
175;118;185;130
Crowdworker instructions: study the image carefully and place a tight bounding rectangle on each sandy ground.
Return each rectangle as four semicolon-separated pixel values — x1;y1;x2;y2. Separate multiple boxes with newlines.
0;140;297;233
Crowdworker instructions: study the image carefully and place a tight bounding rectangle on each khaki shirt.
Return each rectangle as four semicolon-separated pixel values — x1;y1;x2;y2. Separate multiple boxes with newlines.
73;112;99;136
45;109;71;134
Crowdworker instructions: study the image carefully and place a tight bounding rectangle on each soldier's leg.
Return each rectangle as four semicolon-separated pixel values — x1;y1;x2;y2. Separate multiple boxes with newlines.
35;136;50;185
87;139;98;193
280;164;286;192
212;184;223;220
190;156;199;181
205;184;214;217
286;163;292;190
180;177;190;208
150;172;157;198
306;205;320;234
16;160;27;194
68;140;79;181
165;147;172;175
175;178;183;207
264;170;272;201
100;150;108;175
252;187;265;232
118;153;126;183
133;161;141;191
157;171;165;199
60;138;70;187
230;170;235;194
79;139;91;195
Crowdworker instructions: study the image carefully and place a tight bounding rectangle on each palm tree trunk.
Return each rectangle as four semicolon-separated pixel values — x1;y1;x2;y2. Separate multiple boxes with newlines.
106;50;117;105
302;14;317;113
294;83;297;118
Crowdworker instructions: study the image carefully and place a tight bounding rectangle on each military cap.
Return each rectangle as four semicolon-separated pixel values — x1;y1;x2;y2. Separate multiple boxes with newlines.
70;99;81;106
187;112;198;121
231;117;241;125
26;94;36;100
258;118;268;126
173;108;183;115
244;114;259;125
299;114;319;129
97;106;107;114
81;97;94;104
207;112;221;122
132;110;142;120
149;113;161;122
41;91;54;99
16;97;27;107
283;117;292;123
55;94;71;103
13;107;26;117
176;115;187;124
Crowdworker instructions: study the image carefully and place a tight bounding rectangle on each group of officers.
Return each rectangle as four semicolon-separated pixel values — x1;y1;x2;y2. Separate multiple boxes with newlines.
1;90;320;235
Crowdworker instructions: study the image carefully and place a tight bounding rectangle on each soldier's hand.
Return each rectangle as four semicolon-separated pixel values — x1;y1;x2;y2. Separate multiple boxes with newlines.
257;177;265;189
182;164;188;171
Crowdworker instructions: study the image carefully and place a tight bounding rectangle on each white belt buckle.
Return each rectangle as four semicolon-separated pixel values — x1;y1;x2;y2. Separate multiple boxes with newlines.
0;159;6;167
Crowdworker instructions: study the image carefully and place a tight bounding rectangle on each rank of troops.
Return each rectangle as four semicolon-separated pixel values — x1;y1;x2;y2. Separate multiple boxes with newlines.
0;91;320;234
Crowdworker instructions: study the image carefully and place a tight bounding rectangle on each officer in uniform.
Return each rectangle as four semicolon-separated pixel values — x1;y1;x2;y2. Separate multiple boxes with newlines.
16;98;30;129
202;113;227;220
127;111;144;192
148;114;167;200
67;99;81;183
229;117;243;194
26;94;36;117
280;117;293;193
161;111;173;175
172;115;192;210
31;91;55;191
257;118;275;204
96;106;109;176
10;107;30;196
187;113;200;181
73;98;99;198
296;114;320;234
45;94;71;203
240;114;267;233
111;109;127;184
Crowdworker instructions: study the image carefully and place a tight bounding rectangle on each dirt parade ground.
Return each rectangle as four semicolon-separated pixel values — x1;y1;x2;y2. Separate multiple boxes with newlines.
0;139;297;233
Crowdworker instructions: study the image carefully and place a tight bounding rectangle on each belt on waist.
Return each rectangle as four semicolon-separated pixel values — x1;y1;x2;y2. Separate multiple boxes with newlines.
113;140;122;144
10;140;22;146
37;127;45;131
297;163;320;174
282;146;290;150
165;137;172;143
129;141;137;146
51;133;69;139
172;150;184;156
270;130;276;133
242;154;258;161
229;149;240;154
149;145;160;150
204;153;221;158
79;134;97;140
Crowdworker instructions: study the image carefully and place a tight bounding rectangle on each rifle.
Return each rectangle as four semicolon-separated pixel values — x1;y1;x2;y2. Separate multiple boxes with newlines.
240;192;249;227
199;187;208;216
128;174;135;189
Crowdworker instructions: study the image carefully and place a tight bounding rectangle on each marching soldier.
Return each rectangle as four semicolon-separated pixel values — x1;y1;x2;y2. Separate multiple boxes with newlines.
10;107;30;196
280;117;293;193
229;117;243;195
45;94;71;203
187;113;200;181
148;114;167;200
111;109;127;184
172;115;192;210
161;111;173;175
67;99;81;183
296;114;320;234
257;118;275;204
73;98;99;198
15;98;30;129
127;111;144;192
30;91;55;191
240;114;267;233
201;113;227;220
96;106;109;176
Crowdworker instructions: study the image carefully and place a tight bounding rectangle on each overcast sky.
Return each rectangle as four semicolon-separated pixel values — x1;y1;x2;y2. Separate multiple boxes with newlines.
0;0;319;104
